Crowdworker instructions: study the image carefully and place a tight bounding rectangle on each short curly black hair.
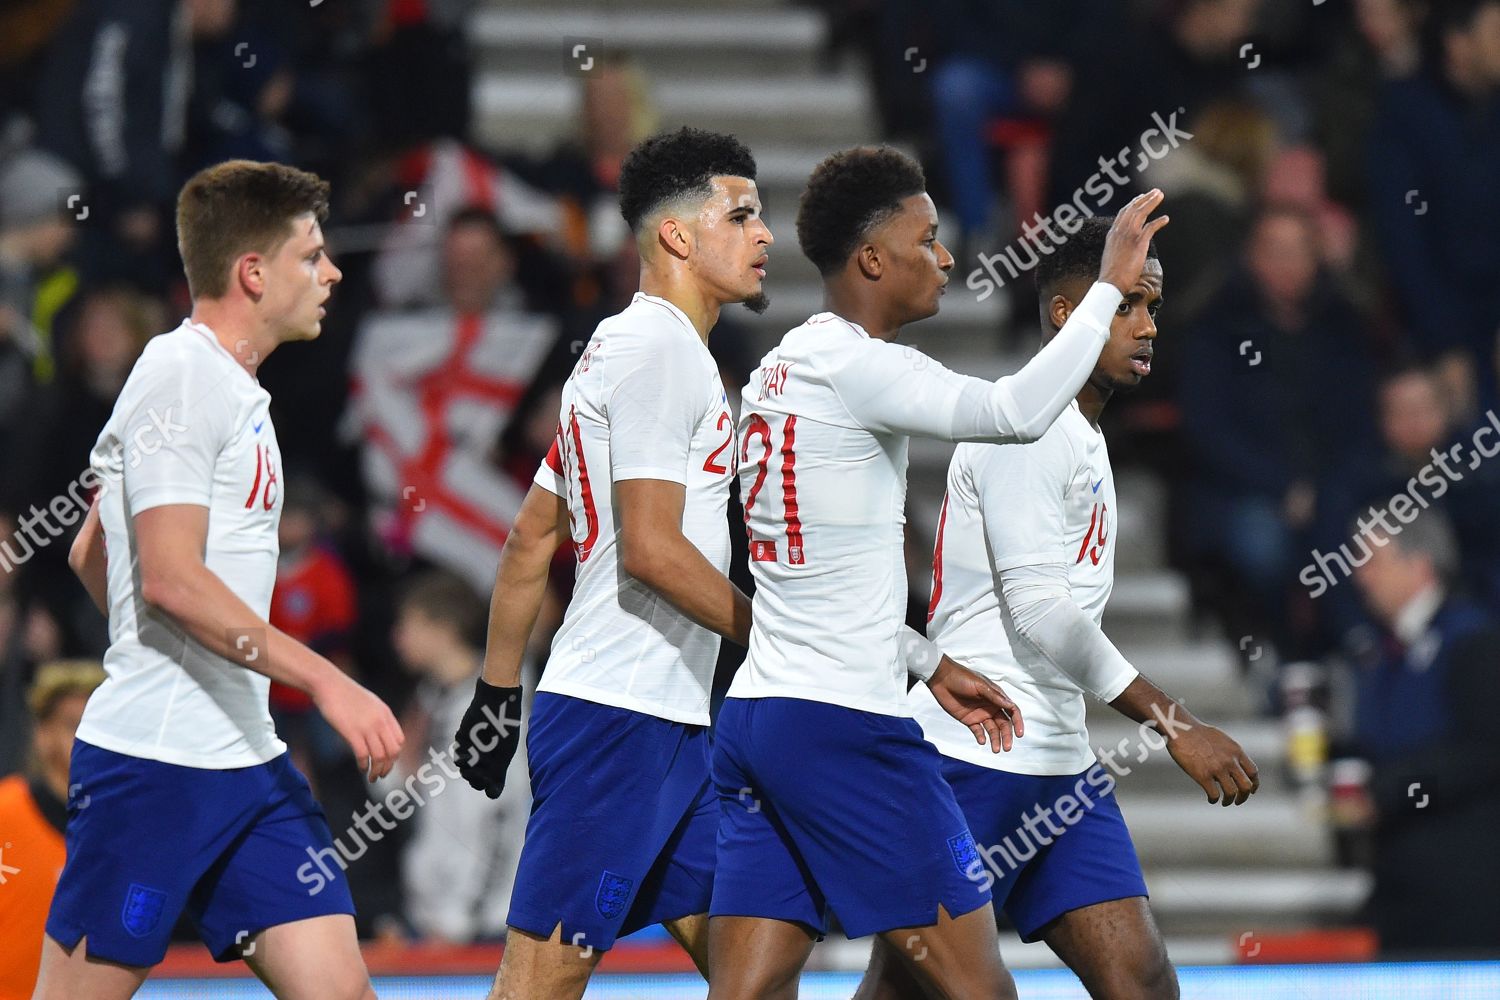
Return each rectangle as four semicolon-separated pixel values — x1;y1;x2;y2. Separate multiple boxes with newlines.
617;127;758;232
1034;214;1158;303
796;147;927;277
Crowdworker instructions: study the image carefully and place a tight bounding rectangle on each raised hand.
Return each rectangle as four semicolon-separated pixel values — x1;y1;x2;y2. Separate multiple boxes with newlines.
1099;189;1169;295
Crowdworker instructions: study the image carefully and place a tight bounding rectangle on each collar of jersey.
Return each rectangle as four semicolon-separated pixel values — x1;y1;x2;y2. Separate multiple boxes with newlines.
182;319;261;386
631;292;698;339
807;312;871;339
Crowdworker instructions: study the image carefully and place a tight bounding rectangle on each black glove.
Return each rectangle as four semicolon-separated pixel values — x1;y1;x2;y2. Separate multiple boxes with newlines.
453;677;523;799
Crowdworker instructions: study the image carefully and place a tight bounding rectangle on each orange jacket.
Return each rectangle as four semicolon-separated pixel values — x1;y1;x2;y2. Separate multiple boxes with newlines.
0;774;67;1000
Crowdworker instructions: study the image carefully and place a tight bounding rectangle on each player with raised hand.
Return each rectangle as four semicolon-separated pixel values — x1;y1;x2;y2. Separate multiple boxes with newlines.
35;161;402;1000
706;148;1168;1000
861;214;1259;1000
448;127;770;1000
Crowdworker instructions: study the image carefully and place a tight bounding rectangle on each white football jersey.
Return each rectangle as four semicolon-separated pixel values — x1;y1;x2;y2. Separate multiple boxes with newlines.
910;402;1127;774
532;293;735;725
76;321;288;768
723;298;1113;716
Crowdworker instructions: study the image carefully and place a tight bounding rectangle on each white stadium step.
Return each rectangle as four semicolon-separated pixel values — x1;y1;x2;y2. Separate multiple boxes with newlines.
1118;791;1332;867
473;73;874;152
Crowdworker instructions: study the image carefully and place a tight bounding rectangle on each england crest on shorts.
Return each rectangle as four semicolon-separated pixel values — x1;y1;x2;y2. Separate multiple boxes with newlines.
121;882;167;938
947;830;982;879
595;870;634;919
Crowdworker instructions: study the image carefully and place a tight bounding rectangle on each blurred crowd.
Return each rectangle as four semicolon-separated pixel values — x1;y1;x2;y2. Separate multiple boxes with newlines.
843;0;1500;953
1;0;1498;960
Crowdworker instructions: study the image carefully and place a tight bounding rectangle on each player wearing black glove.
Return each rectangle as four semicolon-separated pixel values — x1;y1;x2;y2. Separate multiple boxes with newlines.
454;677;523;798
451;482;570;799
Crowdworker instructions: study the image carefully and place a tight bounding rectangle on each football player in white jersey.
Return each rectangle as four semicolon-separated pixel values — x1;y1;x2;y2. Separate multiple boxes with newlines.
864;214;1260;1000
705;148;1169;1000
36;161;404;1000
447;128;771;1000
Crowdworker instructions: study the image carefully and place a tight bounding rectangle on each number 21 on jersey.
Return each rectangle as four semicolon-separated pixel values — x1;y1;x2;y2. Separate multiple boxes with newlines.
740;410;805;565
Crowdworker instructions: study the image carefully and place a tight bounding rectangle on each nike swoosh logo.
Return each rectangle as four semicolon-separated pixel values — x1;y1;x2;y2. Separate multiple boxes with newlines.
1091;478;1103;493
252;420;265;434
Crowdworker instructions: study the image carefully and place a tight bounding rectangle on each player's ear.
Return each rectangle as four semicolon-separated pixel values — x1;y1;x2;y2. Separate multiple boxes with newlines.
655;215;692;262
1048;294;1073;331
237;253;266;298
855;241;882;280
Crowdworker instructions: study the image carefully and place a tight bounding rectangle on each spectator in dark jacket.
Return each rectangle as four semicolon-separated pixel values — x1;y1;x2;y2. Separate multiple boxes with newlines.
34;0;237;289
1320;365;1500;638
1345;509;1500;955
1179;205;1379;656
1366;0;1500;417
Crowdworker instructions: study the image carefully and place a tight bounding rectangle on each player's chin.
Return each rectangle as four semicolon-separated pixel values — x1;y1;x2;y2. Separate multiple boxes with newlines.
739;287;771;315
911;296;942;323
292;318;323;342
924;283;948;315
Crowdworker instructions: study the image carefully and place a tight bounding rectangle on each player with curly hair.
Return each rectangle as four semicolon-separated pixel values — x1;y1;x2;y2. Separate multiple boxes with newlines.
705;147;1169;999
450;126;770;1000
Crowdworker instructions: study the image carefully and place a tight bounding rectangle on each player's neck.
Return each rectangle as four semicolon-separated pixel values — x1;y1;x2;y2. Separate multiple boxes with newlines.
821;284;901;342
189;300;278;377
637;270;719;344
1077;383;1111;427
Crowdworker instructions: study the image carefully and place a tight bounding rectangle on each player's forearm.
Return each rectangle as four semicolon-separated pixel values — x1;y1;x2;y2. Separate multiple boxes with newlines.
1108;674;1202;737
1001;565;1137;702
68;501;109;615
481;483;571;687
140;562;341;696
990;281;1118;441
623;537;752;647
481;540;555;688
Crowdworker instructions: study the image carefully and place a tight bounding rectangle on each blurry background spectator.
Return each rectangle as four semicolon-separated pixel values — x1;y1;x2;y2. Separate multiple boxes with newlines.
1366;0;1500;419
9;285;156;653
0;659;104;1000
269;477;360;794
383;570;528;943
510;52;658;312
1178;205;1379;660
344;208;561;593
370;140;560;311
1338;512;1500;953
0;511;67;779
34;0;239;292
0;148;82;454
918;0;1087;254
1322;366;1500;640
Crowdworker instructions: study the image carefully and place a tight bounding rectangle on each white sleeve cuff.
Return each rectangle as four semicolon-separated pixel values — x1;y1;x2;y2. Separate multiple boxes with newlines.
898;624;942;682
